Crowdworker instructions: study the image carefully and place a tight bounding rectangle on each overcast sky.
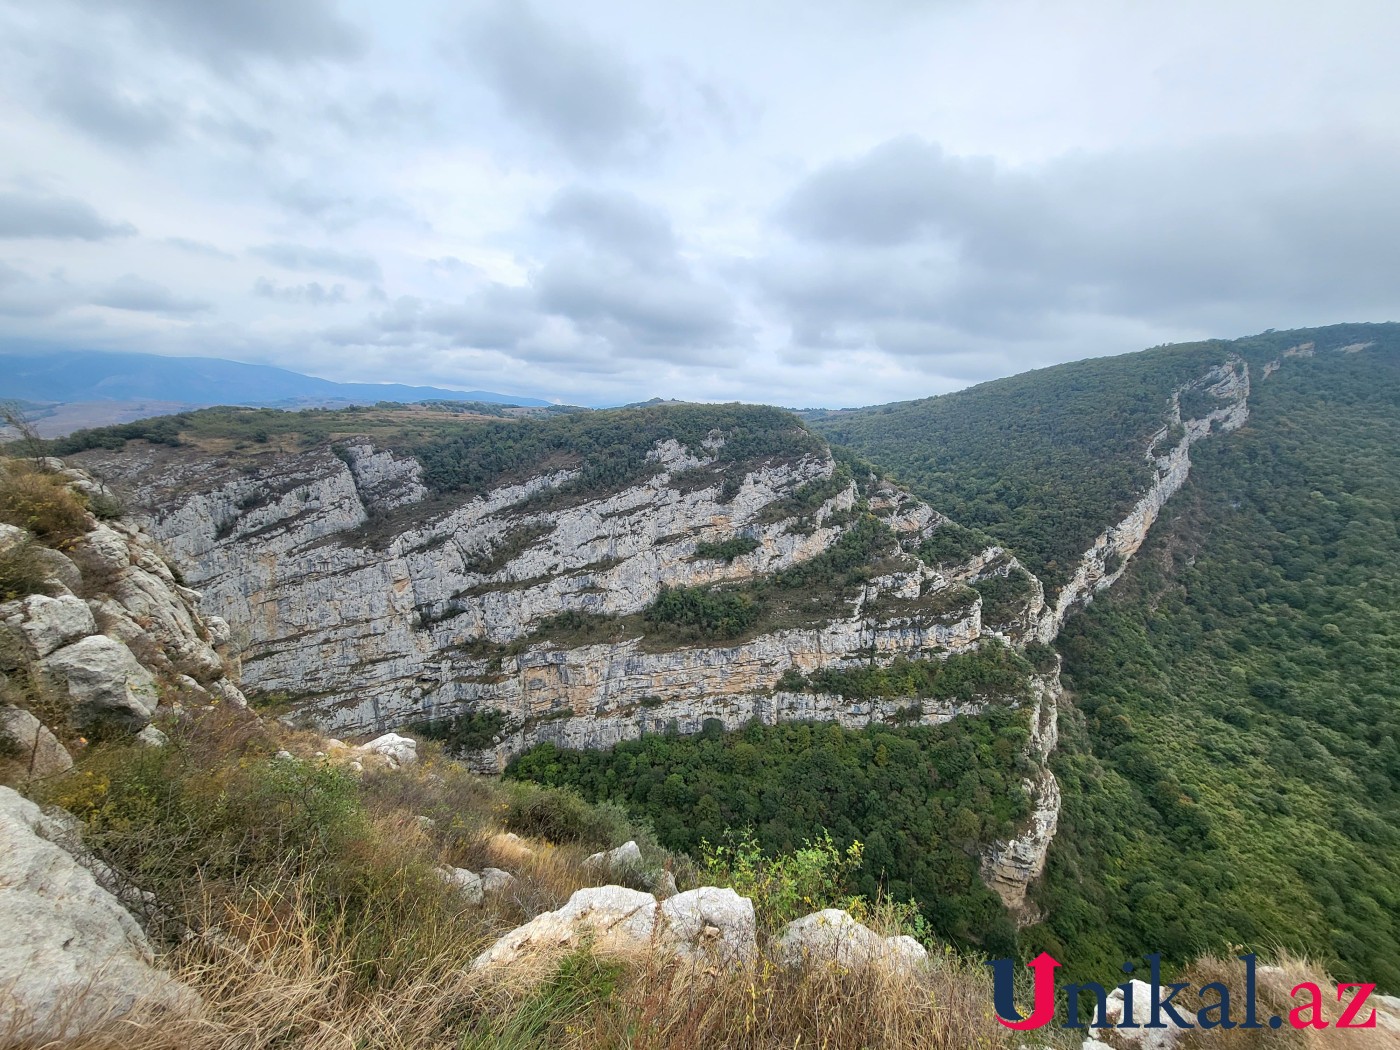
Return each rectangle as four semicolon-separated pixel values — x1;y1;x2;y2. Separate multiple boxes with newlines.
1;0;1398;407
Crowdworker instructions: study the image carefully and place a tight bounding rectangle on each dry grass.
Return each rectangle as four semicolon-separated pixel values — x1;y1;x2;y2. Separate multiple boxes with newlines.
0;460;91;548
20;881;1026;1050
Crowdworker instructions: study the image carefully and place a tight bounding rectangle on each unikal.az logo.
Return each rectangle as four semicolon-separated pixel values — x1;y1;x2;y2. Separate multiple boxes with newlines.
986;953;1378;1032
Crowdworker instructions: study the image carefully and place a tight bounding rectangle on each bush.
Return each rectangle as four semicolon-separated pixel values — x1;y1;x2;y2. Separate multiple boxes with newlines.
503;784;633;849
0;536;48;600
0;463;89;547
701;830;866;930
693;535;760;562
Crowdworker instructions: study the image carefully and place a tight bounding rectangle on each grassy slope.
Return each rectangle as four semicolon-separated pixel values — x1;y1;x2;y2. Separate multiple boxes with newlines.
1030;338;1400;989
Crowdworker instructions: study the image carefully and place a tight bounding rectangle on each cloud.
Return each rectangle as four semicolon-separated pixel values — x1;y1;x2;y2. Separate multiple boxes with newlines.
543;186;677;265
462;1;658;165
40;61;179;149
761;132;1400;371
253;277;347;305
80;0;364;70
164;237;236;259
0;191;137;240
0;263;77;318
251;243;382;281
92;274;212;315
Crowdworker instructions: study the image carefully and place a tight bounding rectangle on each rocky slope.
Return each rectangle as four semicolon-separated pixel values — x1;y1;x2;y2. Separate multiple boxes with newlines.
1;459;247;782
70;365;1253;916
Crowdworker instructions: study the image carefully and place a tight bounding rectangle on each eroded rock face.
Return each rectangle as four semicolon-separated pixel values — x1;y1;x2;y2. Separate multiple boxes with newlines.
78;440;1024;760
11;594;96;658
0;787;199;1043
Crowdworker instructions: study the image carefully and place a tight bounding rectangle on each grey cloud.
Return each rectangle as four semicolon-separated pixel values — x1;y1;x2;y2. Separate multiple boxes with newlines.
92;274;211;314
0;263;77;318
0;191;137;240
463;2;658;165
535;251;736;362
41;63;179;149
253;277;347;305
764;133;1400;362
543;187;676;265
164;237;236;259
83;0;364;69
252;243;382;281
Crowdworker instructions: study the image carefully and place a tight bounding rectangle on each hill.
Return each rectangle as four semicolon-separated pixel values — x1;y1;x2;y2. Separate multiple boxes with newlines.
0;348;549;420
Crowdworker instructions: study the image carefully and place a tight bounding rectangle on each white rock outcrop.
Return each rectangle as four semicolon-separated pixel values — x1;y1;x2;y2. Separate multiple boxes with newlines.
33;634;160;730
473;884;762;970
0;706;73;780
1089;979;1188;1050
440;866;484;904
472;886;659;969
480;867;516;894
12;594;96;658
353;732;418;769
584;839;643;871
658;887;756;966
0;787;199;1042
770;909;928;971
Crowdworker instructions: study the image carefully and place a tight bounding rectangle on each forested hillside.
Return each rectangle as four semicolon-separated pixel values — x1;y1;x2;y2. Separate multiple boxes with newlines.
1028;336;1400;988
807;323;1400;590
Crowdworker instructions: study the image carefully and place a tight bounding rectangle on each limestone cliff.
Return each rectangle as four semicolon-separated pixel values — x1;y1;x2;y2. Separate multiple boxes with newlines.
70;364;1255;918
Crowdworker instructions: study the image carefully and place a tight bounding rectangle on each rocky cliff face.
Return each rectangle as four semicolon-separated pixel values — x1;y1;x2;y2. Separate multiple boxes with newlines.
78;434;1030;750
1;459;246;786
71;365;1256;917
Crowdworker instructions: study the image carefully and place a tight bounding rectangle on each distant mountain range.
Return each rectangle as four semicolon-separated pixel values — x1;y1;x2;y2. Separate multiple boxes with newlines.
0;349;549;409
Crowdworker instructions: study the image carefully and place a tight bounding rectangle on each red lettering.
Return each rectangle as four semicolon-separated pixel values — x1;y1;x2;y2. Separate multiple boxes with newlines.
1337;983;1377;1029
995;953;1061;1031
1289;982;1327;1030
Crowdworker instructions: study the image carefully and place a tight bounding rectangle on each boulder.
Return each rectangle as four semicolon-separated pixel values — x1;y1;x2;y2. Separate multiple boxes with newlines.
439;866;484;904
210;679;248;707
0;786;199;1042
29;548;84;595
0;706;72;780
1091;979;1185;1049
473;886;658;969
16;594;96;657
584;839;643;871
480;867;516;894
353;732;418;769
33;635;159;731
136;725;169;748
74;525;131;574
771;909;928;972
659;887;756;966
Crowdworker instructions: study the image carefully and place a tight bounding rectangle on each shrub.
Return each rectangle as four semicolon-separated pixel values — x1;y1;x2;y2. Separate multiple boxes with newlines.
0;463;89;547
503;784;633;849
0;535;48;600
693;535;760;562
701;829;867;930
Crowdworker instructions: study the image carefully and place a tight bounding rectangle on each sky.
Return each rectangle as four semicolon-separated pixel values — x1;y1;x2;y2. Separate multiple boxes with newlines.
1;0;1398;408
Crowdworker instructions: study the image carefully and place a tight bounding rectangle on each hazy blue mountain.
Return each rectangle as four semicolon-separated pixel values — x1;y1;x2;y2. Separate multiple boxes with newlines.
0;349;549;407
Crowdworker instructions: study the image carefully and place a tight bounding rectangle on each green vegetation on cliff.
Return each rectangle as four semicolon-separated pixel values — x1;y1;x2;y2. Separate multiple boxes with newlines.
1028;334;1400;990
508;708;1033;955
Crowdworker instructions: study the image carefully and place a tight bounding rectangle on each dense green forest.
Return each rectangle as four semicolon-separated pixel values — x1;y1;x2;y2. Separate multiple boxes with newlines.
1029;335;1400;990
507;708;1033;954
805;341;1233;587
806;323;1400;591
